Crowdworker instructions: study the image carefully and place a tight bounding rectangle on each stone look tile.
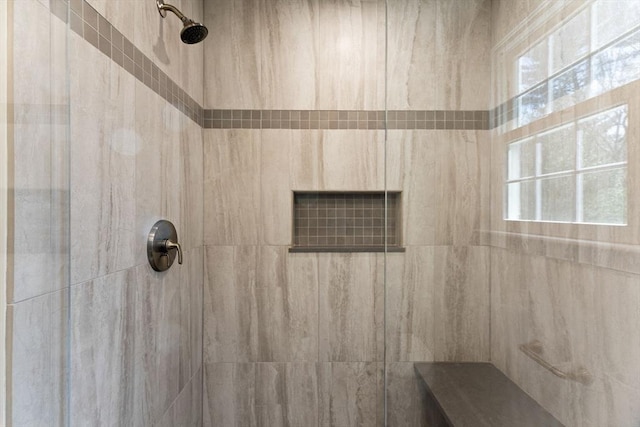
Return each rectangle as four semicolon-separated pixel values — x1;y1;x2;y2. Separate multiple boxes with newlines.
204;130;261;245
204;0;262;109
491;248;640;426
70;32;137;285
317;362;380;427
255;363;318;427
133;262;183;425
11;0;63;302
9;290;68;426
386;246;490;362
387;0;438;110
388;0;490;110
315;1;385;110
291;130;385;191
70;269;136;426
258;0;318;110
385;363;430;427
134;80;182;266
180;114;205;251
254;247;318;362
318;253;383;362
393;130;484;246
204;246;318;363
261;130;292;245
157;367;203;427
204;363;257;427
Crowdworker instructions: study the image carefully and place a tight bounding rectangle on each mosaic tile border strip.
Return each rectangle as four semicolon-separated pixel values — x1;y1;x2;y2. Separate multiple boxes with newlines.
203;109;490;130
48;0;493;131
51;0;205;126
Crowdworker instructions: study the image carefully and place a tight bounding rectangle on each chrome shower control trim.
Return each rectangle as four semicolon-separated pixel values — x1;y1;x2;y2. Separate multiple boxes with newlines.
147;220;183;272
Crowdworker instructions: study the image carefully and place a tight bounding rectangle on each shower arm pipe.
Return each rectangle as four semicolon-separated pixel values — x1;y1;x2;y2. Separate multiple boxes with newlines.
156;0;188;22
519;340;594;386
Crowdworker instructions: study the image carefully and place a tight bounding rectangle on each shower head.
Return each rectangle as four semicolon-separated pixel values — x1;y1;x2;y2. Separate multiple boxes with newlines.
156;0;208;44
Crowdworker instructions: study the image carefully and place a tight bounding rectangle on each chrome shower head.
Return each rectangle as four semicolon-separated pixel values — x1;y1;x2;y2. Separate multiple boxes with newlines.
156;0;208;44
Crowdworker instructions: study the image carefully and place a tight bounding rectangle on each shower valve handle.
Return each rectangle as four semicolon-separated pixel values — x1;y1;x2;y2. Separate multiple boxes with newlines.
162;239;183;265
147;220;183;272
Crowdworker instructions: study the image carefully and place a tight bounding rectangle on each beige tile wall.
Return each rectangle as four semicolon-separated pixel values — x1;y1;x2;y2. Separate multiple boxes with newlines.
490;1;640;425
203;2;491;425
8;0;205;425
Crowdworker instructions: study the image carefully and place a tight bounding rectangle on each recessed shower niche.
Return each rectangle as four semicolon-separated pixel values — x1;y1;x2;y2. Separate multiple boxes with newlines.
290;191;403;252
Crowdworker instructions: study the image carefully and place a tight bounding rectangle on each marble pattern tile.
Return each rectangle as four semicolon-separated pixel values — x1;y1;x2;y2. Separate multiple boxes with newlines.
318;253;383;362
70;32;137;285
317;362;381;427
290;130;385;192
385;362;430;427
261;130;292;246
258;0;319;110
204;245;244;363
133;263;182;426
386;0;438;110
204;246;318;363
70;269;136;426
386;246;490;362
204;0;262;109
9;290;68;426
179;247;204;389
180;115;204;251
315;0;385;110
157;367;203;427
434;0;491;110
255;362;318;427
254;247;318;362
134;80;182;266
10;0;66;303
391;130;484;246
204;130;261;245
204;363;256;427
387;0;490;110
490;248;640;427
85;0;135;44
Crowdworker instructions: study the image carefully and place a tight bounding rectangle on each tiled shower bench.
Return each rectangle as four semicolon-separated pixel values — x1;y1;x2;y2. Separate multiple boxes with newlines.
414;363;564;427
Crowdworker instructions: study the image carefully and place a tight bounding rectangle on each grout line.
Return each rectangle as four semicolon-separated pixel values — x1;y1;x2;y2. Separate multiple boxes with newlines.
50;0;494;132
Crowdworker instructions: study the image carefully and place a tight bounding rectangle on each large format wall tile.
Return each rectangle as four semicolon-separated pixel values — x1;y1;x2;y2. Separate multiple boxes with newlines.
180;115;205;251
317;362;381;427
204;363;256;427
204;130;261;245
204;0;386;110
491;248;640;426
386;246;490;362
157;367;203;427
70;32;137;285
318;253;383;362
70;269;136;426
10;0;60;303
9;290;68;426
204;246;318;363
255;363;319;427
387;0;491;110
133;263;182;426
258;0;318;110
261;130;292;245
291;130;385;192
385;363;430;427
204;0;262;109
392;130;485;246
315;0;385;110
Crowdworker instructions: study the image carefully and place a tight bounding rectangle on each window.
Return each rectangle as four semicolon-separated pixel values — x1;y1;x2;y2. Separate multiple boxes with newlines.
515;0;640;127
506;105;627;225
